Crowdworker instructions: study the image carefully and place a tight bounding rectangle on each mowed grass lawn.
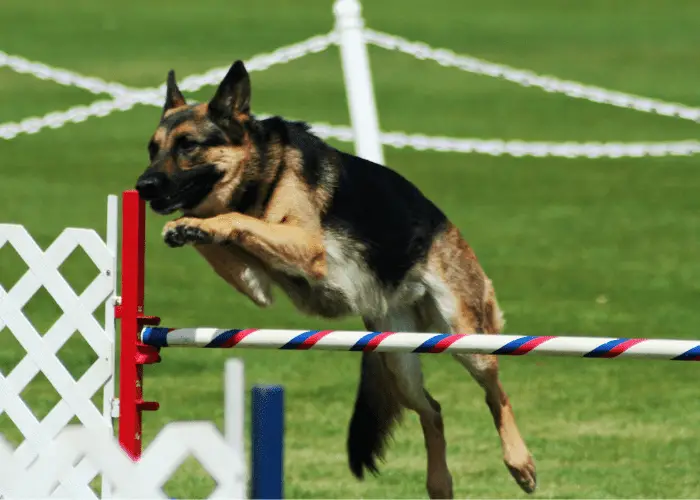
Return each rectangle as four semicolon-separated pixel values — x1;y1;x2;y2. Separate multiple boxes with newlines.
2;0;700;497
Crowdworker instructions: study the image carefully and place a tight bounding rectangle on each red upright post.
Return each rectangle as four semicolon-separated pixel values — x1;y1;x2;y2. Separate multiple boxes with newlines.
117;189;161;460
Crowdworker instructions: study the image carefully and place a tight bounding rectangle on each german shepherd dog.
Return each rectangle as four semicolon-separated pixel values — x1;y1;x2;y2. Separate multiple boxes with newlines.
135;60;536;498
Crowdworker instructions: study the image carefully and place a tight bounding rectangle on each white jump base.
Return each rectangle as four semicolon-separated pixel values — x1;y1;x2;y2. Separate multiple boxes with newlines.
141;327;700;361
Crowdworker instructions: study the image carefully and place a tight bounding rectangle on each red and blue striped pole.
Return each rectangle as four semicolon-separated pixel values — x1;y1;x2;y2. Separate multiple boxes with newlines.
141;327;700;361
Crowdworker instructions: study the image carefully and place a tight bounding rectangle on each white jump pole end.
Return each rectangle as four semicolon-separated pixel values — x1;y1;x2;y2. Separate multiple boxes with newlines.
333;0;384;165
224;358;246;463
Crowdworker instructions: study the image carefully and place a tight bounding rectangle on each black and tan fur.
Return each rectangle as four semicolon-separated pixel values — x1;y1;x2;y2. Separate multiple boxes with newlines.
135;60;536;498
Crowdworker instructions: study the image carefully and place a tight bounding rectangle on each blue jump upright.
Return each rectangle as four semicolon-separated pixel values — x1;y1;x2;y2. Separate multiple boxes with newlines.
251;385;285;499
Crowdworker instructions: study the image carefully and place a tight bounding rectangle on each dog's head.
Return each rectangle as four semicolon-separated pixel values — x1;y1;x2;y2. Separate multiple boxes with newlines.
135;59;256;216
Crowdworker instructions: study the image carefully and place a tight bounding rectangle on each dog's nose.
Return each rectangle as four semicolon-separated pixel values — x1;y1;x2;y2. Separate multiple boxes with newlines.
135;172;168;200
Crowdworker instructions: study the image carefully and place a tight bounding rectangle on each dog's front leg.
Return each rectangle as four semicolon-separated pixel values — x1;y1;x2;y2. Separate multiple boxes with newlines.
162;213;327;281
194;243;274;307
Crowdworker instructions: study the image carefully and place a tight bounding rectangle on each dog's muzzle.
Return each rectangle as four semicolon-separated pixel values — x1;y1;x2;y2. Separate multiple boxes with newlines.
135;171;170;201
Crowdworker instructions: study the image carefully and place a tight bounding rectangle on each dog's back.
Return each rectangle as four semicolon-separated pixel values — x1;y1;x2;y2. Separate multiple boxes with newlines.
323;149;447;287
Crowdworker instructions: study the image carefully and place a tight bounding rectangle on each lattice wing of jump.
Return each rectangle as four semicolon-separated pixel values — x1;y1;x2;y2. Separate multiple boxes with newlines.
0;223;116;496
0;422;246;499
1;0;698;158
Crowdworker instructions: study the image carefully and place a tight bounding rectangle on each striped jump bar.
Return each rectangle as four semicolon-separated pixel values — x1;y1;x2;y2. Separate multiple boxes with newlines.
140;328;700;361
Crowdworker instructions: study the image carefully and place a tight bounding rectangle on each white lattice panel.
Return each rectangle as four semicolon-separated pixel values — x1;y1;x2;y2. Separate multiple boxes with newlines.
0;223;116;494
0;422;246;499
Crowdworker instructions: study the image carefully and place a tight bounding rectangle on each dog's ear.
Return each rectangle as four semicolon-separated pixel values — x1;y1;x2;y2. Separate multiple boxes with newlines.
208;60;251;127
163;70;186;115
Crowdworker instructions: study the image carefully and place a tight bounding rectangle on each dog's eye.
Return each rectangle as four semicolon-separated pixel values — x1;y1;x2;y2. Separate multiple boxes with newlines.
175;137;199;154
147;140;159;160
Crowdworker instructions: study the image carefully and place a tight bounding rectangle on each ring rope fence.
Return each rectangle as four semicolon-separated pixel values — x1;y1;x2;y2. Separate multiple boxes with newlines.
1;0;699;159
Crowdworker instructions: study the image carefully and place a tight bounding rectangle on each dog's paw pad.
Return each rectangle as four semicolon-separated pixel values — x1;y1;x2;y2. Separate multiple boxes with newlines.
163;225;211;248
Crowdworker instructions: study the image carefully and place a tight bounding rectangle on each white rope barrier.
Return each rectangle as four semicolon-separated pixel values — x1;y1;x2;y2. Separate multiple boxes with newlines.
310;125;700;158
375;135;700;158
0;50;139;97
363;29;700;123
176;32;338;93
0;96;154;140
0;33;337;141
5;106;696;158
2;23;697;158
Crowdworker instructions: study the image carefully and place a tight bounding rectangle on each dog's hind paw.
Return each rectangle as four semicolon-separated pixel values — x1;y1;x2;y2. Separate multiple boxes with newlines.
162;221;212;248
506;454;537;495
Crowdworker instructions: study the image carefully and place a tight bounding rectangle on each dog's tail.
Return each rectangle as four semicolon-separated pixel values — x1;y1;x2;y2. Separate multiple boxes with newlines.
347;352;403;479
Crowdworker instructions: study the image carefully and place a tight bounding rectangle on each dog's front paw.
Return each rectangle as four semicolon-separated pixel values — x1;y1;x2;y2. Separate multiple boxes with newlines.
162;221;212;248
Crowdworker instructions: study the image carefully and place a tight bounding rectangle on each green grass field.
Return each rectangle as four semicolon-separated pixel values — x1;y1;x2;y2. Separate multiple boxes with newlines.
2;0;700;497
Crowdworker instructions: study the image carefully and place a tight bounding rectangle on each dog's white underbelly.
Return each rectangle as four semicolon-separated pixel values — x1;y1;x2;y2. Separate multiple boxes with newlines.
321;234;426;318
242;231;427;320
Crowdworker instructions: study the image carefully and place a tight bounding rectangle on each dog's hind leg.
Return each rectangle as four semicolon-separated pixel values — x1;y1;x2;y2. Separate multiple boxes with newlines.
349;309;453;499
427;286;536;493
425;226;536;494
451;350;536;493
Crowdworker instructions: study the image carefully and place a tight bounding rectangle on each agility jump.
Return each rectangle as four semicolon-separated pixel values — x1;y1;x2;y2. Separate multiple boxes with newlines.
117;186;699;498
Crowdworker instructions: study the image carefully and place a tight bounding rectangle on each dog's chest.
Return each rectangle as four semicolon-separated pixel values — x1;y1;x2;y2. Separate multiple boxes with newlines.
270;273;352;318
267;234;390;318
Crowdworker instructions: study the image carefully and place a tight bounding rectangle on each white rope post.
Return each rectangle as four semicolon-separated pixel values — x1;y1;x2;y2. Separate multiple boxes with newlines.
333;0;385;164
